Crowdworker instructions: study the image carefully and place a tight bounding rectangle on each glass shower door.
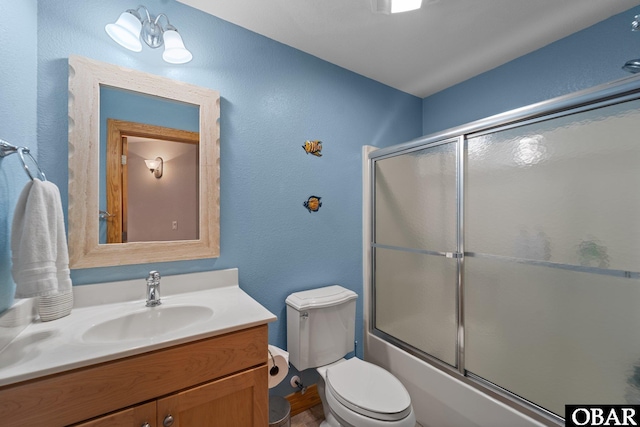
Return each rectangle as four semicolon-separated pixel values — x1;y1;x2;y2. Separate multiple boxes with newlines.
372;140;459;367
464;98;640;416
370;77;640;421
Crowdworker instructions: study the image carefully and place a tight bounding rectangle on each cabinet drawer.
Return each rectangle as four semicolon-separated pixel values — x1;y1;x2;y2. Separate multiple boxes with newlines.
72;401;156;427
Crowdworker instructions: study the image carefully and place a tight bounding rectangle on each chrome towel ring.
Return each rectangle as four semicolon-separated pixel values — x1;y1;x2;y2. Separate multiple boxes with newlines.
0;139;47;181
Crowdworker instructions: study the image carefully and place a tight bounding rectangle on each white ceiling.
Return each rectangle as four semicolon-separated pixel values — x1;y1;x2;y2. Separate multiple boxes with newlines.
178;0;640;98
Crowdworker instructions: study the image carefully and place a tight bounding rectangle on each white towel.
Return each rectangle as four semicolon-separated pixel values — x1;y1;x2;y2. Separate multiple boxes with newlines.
11;179;72;298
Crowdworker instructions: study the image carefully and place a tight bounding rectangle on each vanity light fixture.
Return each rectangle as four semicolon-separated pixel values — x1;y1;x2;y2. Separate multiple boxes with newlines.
145;157;163;178
373;0;423;14
105;5;193;64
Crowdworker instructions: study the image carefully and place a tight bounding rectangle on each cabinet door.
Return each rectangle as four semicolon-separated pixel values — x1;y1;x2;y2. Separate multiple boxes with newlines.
156;365;268;427
73;401;156;427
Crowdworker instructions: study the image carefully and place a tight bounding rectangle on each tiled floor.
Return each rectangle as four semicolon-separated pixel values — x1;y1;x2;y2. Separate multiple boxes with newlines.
290;403;325;427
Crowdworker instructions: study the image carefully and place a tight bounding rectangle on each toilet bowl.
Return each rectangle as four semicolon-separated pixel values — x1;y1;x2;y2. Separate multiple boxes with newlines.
286;285;415;427
317;358;416;427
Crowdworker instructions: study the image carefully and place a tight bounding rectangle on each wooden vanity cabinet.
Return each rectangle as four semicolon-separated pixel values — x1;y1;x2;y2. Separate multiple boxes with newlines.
75;365;266;427
0;325;269;427
156;365;266;426
73;401;157;427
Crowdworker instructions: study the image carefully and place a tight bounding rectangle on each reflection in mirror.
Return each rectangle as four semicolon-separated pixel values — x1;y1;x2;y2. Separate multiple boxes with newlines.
100;86;200;244
104;119;199;243
68;55;220;268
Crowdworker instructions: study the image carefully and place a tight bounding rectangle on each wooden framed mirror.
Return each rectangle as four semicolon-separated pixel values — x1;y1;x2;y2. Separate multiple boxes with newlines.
68;55;220;268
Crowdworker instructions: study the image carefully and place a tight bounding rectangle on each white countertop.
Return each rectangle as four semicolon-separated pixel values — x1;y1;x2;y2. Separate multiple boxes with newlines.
0;268;276;387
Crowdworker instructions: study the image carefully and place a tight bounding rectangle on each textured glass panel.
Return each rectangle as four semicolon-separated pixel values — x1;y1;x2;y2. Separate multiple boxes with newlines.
465;257;640;417
375;142;457;251
375;247;457;366
466;98;640;272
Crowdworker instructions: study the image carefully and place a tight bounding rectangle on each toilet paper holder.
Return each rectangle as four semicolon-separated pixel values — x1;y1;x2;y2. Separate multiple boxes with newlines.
267;344;289;389
268;348;280;376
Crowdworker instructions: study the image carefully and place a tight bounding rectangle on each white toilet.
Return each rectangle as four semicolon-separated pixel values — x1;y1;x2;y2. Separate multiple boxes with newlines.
286;285;416;427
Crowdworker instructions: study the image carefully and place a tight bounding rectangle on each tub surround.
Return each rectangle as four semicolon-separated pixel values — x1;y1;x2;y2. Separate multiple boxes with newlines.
366;335;547;427
0;268;276;387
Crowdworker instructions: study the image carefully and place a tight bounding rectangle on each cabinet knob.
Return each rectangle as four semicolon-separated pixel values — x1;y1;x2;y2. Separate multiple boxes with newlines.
141;423;151;427
163;414;175;427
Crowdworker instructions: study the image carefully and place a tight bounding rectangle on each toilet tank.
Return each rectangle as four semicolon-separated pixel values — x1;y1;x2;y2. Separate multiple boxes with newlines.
286;285;358;371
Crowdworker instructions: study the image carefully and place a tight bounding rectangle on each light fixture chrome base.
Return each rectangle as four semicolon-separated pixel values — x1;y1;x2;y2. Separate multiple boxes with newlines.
141;19;164;48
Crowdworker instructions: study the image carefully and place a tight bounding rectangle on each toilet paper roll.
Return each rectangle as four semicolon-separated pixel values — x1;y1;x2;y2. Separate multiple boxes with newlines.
267;345;289;389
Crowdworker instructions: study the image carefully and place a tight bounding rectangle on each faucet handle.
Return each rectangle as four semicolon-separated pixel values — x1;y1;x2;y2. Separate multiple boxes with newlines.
146;271;162;307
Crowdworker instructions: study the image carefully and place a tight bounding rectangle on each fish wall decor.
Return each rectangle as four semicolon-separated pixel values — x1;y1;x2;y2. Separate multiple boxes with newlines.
302;140;322;157
303;196;322;213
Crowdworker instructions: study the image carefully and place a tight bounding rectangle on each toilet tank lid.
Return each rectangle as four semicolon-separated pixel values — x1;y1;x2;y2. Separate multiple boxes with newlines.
286;285;357;310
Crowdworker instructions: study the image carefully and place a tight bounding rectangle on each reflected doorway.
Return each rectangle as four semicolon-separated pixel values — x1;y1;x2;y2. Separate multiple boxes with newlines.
106;119;199;243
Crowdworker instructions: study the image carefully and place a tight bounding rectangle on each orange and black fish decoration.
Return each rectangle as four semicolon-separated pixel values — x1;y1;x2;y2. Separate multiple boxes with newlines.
303;196;322;213
302;140;322;157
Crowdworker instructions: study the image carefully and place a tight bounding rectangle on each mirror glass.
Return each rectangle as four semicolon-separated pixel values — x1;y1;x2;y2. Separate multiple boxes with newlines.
68;55;220;268
100;86;200;244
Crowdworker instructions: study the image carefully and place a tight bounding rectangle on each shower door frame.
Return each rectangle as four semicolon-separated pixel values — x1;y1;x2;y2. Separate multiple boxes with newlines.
369;136;465;373
368;72;640;425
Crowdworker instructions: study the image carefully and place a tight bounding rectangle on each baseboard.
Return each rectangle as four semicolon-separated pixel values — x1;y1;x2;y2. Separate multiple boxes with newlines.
285;384;322;417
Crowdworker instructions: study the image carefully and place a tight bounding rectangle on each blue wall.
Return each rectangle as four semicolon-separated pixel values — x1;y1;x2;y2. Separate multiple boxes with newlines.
423;6;640;135
0;0;38;313
0;0;421;393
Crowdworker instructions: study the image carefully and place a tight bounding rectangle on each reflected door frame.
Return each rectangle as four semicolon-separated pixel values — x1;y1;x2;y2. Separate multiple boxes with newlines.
105;119;199;243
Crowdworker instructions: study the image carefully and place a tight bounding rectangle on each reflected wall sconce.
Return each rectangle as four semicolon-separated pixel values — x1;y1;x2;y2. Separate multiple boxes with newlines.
372;0;423;14
622;14;640;73
145;157;163;178
105;5;193;64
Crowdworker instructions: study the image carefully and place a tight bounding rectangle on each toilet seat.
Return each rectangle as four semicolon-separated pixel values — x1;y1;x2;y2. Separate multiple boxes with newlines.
325;358;412;422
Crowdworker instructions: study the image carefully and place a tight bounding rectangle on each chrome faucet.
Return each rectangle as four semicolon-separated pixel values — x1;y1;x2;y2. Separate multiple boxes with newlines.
145;270;161;307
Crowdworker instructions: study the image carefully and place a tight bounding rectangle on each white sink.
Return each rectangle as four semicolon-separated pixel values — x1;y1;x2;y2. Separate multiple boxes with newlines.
0;331;54;368
82;305;214;343
0;269;278;388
